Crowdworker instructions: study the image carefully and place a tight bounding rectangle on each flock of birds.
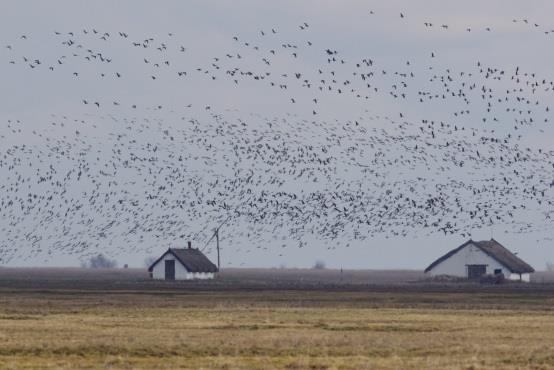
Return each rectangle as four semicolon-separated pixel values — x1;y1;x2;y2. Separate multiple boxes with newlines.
0;8;553;265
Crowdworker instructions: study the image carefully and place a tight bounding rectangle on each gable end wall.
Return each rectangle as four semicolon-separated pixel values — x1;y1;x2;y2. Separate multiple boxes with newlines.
428;243;508;277
151;252;189;279
151;252;216;280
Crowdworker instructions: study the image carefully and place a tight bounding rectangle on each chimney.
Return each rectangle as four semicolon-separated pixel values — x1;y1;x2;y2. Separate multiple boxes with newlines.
188;241;192;249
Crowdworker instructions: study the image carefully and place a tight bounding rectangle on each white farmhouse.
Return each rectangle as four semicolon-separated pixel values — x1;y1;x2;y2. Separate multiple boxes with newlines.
425;239;534;282
148;242;218;280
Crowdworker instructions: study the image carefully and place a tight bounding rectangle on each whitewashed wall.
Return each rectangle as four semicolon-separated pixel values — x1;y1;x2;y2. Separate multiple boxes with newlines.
191;272;215;280
151;252;189;279
428;243;508;277
508;273;531;282
151;251;215;280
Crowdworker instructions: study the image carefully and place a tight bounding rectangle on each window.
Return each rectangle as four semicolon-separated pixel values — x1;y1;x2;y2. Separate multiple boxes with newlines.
494;269;502;275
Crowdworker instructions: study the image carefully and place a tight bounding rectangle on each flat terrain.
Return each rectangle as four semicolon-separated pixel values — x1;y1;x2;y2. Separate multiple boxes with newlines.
2;268;554;369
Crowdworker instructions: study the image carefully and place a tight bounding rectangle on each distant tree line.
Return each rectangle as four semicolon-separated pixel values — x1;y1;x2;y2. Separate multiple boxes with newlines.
81;254;118;269
313;260;326;270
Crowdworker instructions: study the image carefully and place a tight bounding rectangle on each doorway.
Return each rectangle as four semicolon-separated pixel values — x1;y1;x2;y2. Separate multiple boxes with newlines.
165;260;175;280
467;264;486;279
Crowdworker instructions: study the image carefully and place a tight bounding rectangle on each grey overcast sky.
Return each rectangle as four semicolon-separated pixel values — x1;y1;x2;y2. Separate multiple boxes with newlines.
1;1;553;269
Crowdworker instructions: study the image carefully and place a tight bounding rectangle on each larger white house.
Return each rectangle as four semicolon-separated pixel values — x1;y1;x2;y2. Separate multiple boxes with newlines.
148;242;218;280
425;239;534;282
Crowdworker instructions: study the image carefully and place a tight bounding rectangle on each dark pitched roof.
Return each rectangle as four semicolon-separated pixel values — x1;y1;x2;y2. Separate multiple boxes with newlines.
424;239;534;274
474;239;534;274
148;248;218;273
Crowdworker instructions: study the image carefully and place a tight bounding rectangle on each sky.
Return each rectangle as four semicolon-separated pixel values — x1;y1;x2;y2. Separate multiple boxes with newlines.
0;0;553;270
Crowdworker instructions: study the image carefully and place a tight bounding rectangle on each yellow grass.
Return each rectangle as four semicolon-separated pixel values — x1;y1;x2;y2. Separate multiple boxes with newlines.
1;290;554;369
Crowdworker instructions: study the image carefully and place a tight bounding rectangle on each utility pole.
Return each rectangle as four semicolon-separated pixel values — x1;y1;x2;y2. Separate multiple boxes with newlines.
214;217;230;275
216;228;220;272
202;217;230;278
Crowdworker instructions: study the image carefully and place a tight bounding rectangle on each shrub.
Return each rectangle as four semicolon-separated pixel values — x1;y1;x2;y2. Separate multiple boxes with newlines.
479;273;505;285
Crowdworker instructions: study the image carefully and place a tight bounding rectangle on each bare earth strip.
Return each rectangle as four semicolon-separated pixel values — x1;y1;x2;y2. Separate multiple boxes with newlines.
1;268;554;369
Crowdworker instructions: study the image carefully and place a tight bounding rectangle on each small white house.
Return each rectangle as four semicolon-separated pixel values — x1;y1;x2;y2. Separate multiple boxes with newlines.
148;242;218;280
425;239;534;282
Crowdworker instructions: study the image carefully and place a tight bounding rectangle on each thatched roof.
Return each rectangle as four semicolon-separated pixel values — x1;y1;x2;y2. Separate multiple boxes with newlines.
424;239;534;274
148;247;218;273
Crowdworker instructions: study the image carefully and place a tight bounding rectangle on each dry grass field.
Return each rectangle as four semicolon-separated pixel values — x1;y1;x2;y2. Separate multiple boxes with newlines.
1;268;554;369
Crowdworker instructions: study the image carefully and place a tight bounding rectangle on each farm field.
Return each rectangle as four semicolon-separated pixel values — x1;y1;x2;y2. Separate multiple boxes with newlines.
1;269;554;369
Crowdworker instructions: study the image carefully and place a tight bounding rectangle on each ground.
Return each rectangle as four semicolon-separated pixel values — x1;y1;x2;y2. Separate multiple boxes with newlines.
1;268;554;369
